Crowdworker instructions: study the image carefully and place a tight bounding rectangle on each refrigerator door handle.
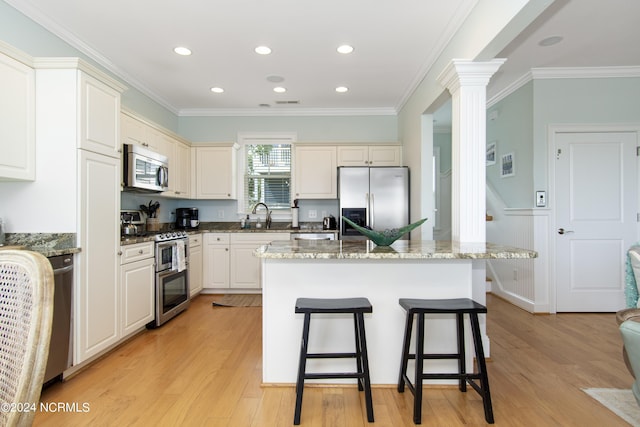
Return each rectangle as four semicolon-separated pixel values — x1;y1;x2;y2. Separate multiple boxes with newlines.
365;192;370;227
370;193;375;229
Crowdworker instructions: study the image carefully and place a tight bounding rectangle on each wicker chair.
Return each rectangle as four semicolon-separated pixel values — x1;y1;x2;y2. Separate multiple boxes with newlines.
0;250;54;427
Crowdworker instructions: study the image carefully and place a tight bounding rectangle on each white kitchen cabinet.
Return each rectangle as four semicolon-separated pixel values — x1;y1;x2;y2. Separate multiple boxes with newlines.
189;233;203;296
174;141;191;198
337;145;402;167
79;73;121;158
193;144;238;199
120;112;161;152
203;233;230;289
0;46;35;181
119;241;155;338
229;233;290;289
293;145;337;199
77;149;121;363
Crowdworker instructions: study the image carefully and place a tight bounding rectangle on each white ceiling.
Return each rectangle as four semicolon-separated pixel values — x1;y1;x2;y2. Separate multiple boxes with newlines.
5;0;640;117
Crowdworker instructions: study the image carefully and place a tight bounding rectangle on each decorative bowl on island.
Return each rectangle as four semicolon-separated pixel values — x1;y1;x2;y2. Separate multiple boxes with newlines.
341;217;428;246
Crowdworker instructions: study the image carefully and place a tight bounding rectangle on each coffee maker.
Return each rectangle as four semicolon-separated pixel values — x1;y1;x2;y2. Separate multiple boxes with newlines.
175;207;199;229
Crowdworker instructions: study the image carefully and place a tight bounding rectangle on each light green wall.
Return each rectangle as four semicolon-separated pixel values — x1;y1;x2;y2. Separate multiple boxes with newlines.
486;81;534;207
179;115;397;143
0;1;178;131
532;77;640;194
434;132;452;171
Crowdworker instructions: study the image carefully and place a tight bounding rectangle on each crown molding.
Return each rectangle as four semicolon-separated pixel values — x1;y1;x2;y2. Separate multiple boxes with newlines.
487;66;640;108
178;107;398;117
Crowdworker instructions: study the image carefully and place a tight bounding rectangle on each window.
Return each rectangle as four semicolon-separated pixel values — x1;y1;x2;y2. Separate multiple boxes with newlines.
243;142;291;212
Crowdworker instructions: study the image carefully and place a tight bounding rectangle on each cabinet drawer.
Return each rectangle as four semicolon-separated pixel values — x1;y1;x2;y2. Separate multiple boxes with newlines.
230;232;290;244
205;233;230;244
189;233;202;247
120;242;154;264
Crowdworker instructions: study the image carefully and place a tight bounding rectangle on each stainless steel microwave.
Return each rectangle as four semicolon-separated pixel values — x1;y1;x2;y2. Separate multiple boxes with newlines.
123;144;169;193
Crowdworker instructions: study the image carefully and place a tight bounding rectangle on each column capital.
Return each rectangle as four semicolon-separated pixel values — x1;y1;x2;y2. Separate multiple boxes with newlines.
437;59;506;92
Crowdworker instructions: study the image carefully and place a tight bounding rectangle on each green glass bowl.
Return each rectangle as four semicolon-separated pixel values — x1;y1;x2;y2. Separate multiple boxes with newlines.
341;216;428;246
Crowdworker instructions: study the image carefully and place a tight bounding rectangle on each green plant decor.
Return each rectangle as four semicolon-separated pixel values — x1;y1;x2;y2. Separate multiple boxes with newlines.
341;217;428;246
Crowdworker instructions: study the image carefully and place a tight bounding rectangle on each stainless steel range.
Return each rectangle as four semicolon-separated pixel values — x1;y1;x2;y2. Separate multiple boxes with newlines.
147;230;190;328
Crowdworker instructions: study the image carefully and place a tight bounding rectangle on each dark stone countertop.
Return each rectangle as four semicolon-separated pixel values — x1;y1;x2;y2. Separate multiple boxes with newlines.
3;233;80;257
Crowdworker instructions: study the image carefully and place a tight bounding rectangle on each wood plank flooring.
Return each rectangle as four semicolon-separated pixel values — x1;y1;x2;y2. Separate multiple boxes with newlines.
34;294;633;426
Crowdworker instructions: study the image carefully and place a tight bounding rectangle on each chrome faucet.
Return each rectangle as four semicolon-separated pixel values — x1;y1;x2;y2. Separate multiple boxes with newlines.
251;202;272;229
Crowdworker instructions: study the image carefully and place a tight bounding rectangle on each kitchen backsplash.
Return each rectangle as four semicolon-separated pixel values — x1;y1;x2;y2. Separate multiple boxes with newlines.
120;192;339;224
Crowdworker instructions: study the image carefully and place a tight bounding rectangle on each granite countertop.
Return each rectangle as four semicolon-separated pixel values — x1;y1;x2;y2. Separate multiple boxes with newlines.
254;239;538;260
2;233;80;257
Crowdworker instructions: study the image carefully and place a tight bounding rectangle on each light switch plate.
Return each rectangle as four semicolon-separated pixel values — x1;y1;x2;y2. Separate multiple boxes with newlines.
536;191;546;207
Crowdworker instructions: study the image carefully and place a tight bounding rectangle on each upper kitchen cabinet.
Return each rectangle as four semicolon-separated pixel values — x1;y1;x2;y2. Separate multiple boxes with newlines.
79;73;122;158
337;144;402;167
0;43;35;181
121;112;162;152
192;144;238;199
293;145;337;199
172;140;191;198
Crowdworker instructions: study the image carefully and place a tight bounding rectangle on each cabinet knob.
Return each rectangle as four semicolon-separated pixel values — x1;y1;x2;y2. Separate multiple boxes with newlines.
117;251;122;256
138;249;144;254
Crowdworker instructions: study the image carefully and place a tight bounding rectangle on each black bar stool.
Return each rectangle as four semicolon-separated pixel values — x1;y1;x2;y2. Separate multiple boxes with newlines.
397;298;494;424
294;297;374;425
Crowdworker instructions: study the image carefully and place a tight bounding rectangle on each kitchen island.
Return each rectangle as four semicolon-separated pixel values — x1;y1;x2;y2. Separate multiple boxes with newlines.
256;240;536;385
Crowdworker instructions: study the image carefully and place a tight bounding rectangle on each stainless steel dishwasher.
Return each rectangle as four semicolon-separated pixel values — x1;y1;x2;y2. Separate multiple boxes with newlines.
43;254;74;385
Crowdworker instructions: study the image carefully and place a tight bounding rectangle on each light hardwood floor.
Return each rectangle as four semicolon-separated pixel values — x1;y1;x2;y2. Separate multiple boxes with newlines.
34;294;633;426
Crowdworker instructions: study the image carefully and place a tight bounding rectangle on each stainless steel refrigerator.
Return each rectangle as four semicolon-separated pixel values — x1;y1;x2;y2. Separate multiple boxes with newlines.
338;167;409;240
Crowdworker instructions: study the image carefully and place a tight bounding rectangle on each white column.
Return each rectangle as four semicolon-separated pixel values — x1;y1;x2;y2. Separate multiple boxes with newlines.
437;59;505;243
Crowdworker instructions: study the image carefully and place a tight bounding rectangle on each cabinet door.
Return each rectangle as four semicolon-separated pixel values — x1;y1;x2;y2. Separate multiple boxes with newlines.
0;51;35;181
294;146;337;199
79;73;120;158
203;234;230;288
189;244;203;296
230;244;261;288
194;146;237;199
337;146;368;167
369;145;401;166
120;257;155;337
174;141;191;198
120;113;147;147
76;150;120;363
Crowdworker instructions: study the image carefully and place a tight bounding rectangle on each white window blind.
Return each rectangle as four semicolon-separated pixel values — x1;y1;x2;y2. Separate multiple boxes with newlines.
244;143;291;212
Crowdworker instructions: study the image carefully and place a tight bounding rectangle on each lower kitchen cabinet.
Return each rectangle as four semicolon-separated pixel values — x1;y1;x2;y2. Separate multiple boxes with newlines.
203;233;230;289
229;233;290;289
189;233;203;296
119;241;155;338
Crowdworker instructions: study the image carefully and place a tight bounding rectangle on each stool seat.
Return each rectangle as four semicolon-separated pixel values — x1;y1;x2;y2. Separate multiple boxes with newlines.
398;297;494;424
296;297;373;313
294;297;374;425
399;298;487;314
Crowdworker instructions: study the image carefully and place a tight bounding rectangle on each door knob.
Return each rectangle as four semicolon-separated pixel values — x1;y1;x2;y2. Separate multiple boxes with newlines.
558;228;574;235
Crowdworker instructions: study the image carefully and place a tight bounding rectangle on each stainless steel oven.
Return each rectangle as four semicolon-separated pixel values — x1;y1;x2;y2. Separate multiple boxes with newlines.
147;231;190;328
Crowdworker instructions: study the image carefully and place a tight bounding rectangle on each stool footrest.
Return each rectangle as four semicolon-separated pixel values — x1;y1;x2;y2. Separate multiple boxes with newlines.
406;353;461;360
307;352;357;359
304;372;364;380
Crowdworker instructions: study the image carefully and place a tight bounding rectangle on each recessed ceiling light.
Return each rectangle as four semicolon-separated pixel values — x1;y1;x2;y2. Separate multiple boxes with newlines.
335;86;349;93
538;36;563;47
255;46;272;55
210;87;224;93
273;87;286;93
337;45;354;54
173;46;192;56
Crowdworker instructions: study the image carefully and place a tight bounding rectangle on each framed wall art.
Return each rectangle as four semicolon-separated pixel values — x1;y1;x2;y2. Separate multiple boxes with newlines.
486;141;497;166
501;152;514;177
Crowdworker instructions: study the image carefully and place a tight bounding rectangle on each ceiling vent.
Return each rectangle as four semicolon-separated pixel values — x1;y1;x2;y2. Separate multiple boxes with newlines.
275;100;300;105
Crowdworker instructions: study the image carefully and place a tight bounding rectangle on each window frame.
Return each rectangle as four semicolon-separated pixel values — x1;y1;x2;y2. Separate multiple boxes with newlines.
237;132;297;217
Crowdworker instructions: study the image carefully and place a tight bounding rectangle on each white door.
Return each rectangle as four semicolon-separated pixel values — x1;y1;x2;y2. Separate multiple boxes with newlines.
555;131;637;312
